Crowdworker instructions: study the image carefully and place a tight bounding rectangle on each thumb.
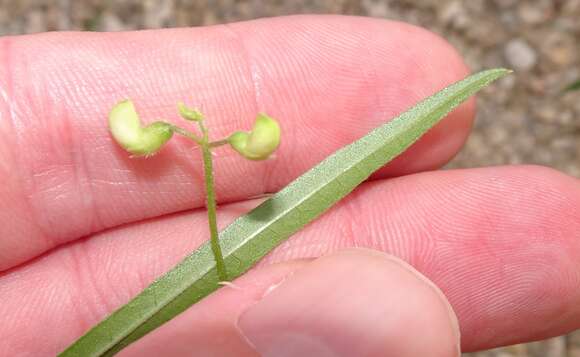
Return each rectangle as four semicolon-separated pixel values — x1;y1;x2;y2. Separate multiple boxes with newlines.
238;248;461;357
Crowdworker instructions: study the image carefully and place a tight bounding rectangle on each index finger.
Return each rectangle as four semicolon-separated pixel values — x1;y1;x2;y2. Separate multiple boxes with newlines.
0;15;472;270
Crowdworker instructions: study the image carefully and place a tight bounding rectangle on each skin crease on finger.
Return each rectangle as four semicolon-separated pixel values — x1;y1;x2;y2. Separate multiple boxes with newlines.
0;165;579;356
0;15;473;271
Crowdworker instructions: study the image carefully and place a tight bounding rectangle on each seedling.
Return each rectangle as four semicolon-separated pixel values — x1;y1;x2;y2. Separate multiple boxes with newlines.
60;69;510;356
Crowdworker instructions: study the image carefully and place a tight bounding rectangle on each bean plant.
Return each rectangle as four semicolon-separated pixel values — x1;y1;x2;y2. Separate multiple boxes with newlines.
60;68;510;356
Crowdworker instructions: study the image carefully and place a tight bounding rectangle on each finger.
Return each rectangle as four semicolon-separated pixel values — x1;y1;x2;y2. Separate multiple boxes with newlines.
6;165;576;355
125;249;460;357
0;15;472;270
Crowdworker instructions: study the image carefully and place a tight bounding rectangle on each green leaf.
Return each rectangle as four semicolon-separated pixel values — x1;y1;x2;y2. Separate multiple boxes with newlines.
564;79;580;92
59;68;510;356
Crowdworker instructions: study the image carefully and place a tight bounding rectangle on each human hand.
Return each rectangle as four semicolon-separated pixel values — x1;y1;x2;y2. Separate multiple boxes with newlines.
1;15;579;356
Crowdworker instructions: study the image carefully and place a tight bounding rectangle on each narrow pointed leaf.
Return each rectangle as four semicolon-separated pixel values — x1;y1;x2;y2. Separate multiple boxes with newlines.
60;68;510;356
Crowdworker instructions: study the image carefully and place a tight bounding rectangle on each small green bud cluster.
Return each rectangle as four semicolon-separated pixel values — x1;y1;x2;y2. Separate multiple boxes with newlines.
107;99;282;283
177;102;205;122
108;100;281;160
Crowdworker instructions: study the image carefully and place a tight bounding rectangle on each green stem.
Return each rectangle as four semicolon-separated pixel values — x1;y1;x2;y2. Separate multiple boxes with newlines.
168;122;228;281
200;129;228;282
209;138;230;148
170;125;203;145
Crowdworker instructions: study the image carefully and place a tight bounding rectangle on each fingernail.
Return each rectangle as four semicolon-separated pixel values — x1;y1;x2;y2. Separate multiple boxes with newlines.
236;266;354;357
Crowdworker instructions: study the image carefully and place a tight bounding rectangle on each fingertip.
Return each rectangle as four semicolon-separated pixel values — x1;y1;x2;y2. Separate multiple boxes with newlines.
238;248;461;357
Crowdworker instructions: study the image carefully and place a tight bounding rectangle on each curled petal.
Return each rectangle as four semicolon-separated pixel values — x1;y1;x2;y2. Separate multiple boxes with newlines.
229;113;281;160
109;100;173;156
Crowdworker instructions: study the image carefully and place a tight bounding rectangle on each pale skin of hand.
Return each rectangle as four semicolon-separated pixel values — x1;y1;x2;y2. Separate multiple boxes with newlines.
1;15;579;357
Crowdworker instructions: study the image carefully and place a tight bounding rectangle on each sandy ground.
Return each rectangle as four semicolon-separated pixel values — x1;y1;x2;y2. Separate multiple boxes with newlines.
1;1;579;356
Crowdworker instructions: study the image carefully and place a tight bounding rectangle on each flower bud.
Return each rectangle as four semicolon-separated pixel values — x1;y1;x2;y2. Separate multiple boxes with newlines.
229;113;280;160
108;100;173;156
177;102;204;122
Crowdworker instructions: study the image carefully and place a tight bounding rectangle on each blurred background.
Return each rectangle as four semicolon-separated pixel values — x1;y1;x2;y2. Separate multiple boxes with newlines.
0;1;578;356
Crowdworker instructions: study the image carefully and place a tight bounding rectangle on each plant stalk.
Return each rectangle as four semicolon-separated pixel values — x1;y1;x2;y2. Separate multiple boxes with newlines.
209;138;230;148
170;125;203;145
171;121;228;281
200;130;228;282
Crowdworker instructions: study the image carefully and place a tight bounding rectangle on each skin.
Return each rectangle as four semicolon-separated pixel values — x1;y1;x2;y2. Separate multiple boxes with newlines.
0;15;579;356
